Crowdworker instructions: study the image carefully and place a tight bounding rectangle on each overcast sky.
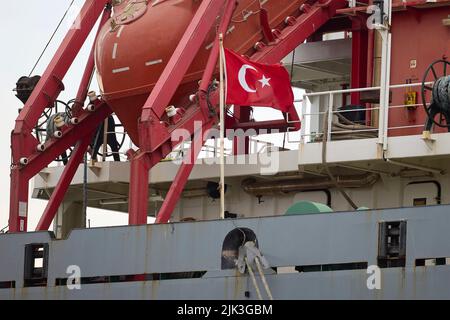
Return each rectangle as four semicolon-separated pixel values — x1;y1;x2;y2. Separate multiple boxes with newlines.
0;0;303;232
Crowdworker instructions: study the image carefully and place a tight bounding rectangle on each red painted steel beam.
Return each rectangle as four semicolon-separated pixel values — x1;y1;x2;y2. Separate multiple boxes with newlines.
72;7;112;116
232;105;301;132
129;112;218;224
13;0;110;140
158;0;339;144
232;106;252;155
139;0;227;151
153;102;299;224
351;16;369;104
9;1;110;233
151;112;217;163
337;0;450;14
36;136;94;231
155;103;299;223
128;152;151;225
8;101;111;233
252;0;349;65
198;0;238;119
314;16;353;34
23;101;112;180
8;169;30;233
201;0;345;134
133;0;338;224
130;0;236;223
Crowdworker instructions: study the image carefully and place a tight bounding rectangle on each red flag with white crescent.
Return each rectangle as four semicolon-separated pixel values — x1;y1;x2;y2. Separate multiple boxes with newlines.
223;48;294;112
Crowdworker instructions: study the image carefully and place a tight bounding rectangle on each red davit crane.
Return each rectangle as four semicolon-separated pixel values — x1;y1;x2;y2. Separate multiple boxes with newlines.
8;0;348;233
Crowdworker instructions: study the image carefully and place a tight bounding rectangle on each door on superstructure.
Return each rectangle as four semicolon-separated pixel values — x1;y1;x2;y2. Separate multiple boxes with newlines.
403;181;440;207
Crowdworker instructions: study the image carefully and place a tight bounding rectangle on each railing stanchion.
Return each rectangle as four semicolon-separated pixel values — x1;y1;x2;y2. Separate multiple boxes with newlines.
327;93;334;141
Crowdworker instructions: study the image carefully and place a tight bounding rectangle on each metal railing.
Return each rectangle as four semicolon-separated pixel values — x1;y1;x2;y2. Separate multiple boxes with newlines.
41;81;436;167
297;81;434;145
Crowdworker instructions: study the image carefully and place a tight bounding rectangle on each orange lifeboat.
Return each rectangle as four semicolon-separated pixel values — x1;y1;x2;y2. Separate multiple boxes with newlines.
95;0;305;145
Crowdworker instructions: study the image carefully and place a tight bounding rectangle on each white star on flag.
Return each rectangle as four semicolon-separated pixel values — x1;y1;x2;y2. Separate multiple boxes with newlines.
258;75;271;88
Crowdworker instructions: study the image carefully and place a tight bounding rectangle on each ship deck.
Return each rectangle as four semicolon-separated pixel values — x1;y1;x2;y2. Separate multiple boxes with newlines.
33;132;450;215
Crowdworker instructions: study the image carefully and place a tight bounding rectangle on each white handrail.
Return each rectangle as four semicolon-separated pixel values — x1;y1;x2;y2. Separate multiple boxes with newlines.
299;81;433;98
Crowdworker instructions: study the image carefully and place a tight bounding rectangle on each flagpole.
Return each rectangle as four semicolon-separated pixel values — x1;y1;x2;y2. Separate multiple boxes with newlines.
219;33;225;220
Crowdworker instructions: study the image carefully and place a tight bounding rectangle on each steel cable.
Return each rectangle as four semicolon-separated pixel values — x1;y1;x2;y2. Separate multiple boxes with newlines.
29;0;76;76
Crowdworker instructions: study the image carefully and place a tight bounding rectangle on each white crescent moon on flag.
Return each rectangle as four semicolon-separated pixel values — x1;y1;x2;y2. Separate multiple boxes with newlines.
238;64;257;93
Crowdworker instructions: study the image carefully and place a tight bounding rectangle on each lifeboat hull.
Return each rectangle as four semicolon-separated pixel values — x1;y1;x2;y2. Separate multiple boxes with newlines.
95;0;304;145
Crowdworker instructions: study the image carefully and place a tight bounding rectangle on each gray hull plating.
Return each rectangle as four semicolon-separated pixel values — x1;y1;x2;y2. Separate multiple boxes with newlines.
1;205;450;300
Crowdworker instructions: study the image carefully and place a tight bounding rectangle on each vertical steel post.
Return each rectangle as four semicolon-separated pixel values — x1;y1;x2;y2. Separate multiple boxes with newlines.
140;0;228;124
377;0;392;150
156;125;211;223
233;106;251;155
128;152;151;225
301;97;307;144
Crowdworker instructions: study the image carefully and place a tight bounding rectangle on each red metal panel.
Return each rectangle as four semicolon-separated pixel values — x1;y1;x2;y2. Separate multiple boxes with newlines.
351;16;369;104
388;6;450;136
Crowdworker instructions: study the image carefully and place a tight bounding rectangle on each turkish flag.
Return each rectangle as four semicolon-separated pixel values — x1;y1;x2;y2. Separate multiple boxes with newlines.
224;49;294;112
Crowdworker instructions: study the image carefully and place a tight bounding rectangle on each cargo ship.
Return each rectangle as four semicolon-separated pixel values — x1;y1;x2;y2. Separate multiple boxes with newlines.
1;0;450;299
